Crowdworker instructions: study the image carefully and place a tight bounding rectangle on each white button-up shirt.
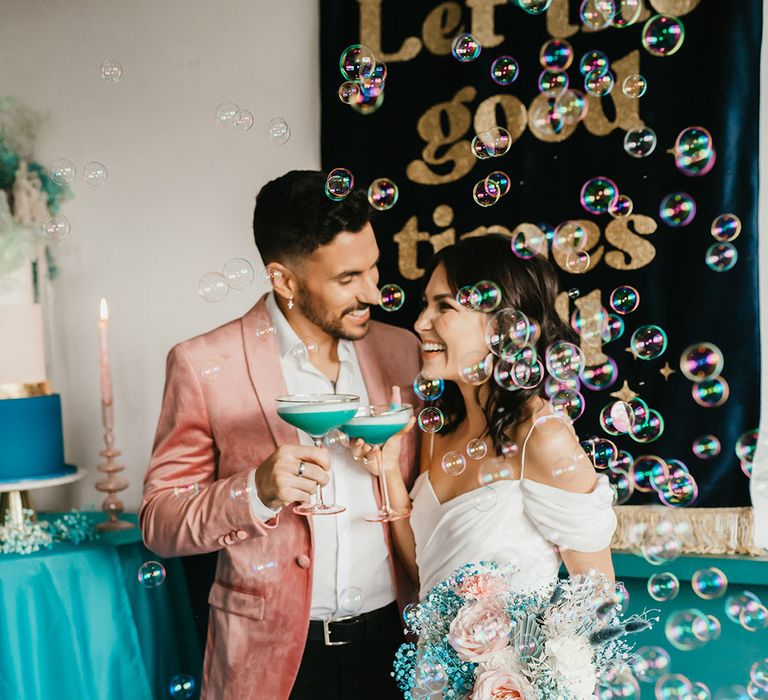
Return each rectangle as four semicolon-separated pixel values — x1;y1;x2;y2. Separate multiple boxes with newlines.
246;293;396;619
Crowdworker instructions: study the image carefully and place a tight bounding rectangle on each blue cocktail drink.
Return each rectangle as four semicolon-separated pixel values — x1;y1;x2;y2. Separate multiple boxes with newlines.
342;404;413;522
276;394;359;516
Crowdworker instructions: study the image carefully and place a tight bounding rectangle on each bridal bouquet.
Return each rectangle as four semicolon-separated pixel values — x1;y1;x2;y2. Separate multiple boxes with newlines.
393;562;657;700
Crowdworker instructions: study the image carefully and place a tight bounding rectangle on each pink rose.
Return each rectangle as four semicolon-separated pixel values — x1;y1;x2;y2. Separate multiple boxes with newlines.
449;599;512;662
471;667;534;700
458;573;508;600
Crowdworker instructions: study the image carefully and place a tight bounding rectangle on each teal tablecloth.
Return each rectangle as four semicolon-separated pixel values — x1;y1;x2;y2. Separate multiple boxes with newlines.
0;513;202;700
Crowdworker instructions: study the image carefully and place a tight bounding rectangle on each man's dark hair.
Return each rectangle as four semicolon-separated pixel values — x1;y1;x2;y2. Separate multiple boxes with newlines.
253;170;373;262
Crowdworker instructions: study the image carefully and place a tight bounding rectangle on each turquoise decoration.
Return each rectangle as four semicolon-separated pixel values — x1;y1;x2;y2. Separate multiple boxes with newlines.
392;561;658;699
0;394;76;482
0;508;97;555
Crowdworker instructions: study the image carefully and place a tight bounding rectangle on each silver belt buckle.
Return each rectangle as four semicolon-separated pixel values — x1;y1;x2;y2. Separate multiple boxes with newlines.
322;613;355;646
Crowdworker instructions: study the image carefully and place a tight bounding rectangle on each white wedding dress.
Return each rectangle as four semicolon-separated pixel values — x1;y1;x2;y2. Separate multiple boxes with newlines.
410;417;618;599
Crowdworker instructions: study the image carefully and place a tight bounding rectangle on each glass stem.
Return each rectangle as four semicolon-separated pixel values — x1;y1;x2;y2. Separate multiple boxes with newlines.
313;438;326;506
377;450;391;516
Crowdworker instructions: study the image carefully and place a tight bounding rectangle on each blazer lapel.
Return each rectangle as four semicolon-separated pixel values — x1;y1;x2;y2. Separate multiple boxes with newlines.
241;294;299;447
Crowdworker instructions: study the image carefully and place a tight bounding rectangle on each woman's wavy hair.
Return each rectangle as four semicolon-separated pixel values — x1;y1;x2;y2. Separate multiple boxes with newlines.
424;233;578;456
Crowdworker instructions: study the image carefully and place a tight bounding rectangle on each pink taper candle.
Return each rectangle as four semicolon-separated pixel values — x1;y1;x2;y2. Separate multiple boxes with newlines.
98;298;113;406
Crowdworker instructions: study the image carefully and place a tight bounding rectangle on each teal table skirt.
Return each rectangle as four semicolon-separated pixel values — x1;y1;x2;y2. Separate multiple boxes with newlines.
0;513;202;700
609;551;768;697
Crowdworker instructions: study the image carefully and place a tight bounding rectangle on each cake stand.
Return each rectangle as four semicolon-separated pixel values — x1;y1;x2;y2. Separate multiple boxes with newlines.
0;468;87;528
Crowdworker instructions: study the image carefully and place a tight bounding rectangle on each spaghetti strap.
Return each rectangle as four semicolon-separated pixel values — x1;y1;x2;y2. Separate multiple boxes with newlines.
520;413;572;480
428;432;435;466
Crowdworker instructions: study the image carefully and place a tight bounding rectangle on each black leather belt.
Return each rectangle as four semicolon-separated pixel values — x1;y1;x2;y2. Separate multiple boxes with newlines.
307;601;399;646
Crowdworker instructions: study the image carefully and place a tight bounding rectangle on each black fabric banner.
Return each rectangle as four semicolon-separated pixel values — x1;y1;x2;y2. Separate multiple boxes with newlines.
320;0;762;507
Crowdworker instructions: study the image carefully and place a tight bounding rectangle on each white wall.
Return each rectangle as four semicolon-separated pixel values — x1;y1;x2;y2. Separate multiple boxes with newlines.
0;0;320;512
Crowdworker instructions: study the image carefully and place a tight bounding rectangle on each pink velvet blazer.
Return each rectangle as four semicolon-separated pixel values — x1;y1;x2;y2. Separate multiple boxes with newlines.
139;294;421;699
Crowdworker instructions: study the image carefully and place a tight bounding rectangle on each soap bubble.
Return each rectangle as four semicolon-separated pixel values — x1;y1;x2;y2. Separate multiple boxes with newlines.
545;341;584;381
216;102;239;128
613;0;642;27
557;89;589;125
479;457;513;485
41;215;71;242
517;0;552;14
622;74;647;98
580;176;618;215
198;272;229;302
168;674;196;699
325;168;354;201
691;377;730;408
228;109;252;131
51;159;76;186
267;117;291;144
339;586;365;614
609;286;639;315
338;81;362;104
200;360;222;383
459;351;494;385
647;572;679;601
623;127;657;158
580;0;616;30
442;451;467;476
642;14;685;57
692;567;728;600
473;179;502;207
606;468;633;504
630;455;668;493
550;389;585;421
735;430;759;463
472;127;512;158
100;58;122;83
705;243;738;272
418;407;445;433
473;281;502;312
632;646;671;683
490;55;519;85
223;258;254;290
339;44;376;80
451;33;481;62
539;39;573;70
710;214;741;242
467;439;488;460
553;221;587;255
379;284;404;311
565;250;591;273
83;161;108;186
538;69;569;97
483;172;510;199
630;324;667;360
579;50;609;76
679;343;724;382
413;374;445;401
584;70;614;97
138;561;166;587
692;435;721;459
659;192;696;227
511;226;548;259
609;194;633;218
485;308;531;356
368;178;399;211
312;427;344;453
173;483;201;499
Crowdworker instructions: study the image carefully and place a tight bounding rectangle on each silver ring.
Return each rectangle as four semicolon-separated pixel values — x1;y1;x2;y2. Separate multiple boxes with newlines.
298;460;306;477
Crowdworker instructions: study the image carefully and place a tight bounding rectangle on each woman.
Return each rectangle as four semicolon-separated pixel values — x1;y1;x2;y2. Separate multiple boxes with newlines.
357;234;617;599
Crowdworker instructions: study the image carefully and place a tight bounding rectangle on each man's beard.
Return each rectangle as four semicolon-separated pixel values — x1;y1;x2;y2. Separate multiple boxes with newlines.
296;289;370;341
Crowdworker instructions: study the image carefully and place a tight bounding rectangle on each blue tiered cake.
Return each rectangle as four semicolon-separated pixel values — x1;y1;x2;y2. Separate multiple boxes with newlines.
0;294;76;484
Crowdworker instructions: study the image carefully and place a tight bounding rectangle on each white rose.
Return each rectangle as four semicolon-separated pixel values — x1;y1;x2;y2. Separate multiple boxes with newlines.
477;646;521;674
544;635;597;700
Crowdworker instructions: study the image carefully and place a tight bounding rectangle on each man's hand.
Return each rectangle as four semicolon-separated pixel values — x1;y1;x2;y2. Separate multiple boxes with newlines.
254;445;330;510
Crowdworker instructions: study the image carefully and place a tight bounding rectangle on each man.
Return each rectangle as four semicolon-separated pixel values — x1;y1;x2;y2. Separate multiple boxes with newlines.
140;170;421;699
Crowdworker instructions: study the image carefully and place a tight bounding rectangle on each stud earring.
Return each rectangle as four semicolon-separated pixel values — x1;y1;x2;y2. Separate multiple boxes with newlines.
287;297;295;310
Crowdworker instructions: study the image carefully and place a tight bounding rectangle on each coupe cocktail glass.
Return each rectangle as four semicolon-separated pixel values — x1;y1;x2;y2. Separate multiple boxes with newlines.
276;393;359;516
342;403;413;522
